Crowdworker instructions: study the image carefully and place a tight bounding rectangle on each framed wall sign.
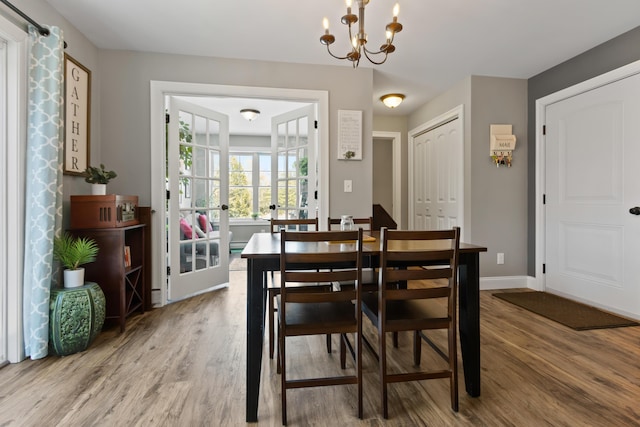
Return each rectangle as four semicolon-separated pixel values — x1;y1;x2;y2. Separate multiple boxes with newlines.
337;109;362;160
64;53;91;175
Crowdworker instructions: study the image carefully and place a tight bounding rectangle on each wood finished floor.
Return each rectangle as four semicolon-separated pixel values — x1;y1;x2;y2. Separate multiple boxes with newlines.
0;270;639;426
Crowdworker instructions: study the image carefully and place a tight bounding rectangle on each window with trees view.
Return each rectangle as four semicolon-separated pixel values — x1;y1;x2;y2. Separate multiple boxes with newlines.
228;152;271;220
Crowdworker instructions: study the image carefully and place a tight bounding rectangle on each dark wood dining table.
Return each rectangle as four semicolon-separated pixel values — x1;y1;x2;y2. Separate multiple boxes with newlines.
241;231;487;422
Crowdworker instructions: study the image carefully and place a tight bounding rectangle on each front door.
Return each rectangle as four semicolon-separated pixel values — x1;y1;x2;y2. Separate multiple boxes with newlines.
270;105;317;220
167;97;229;301
544;72;640;317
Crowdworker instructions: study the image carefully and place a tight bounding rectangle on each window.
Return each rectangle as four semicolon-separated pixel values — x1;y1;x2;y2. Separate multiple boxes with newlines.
228;152;271;220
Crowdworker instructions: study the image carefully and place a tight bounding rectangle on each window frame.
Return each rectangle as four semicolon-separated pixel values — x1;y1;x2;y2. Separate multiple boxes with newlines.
228;149;271;222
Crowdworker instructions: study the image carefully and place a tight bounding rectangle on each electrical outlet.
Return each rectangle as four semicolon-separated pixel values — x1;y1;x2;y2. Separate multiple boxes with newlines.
497;253;504;265
344;180;353;193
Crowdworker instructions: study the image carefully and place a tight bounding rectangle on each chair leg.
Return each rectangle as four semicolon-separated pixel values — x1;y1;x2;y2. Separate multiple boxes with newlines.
326;333;332;353
380;330;389;419
280;326;287;425
413;330;421;366
393;331;399;348
449;326;459;412
340;334;347;369
276;315;282;375
356;330;363;419
269;289;276;359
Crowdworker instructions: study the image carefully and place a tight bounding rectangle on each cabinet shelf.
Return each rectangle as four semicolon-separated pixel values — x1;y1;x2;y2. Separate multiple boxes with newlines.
70;224;146;332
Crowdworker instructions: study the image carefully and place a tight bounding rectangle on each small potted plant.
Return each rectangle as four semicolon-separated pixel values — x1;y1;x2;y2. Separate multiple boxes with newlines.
84;163;117;195
251;212;259;220
53;233;99;288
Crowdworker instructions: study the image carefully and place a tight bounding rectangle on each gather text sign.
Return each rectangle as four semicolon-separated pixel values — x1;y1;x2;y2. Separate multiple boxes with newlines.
64;54;91;175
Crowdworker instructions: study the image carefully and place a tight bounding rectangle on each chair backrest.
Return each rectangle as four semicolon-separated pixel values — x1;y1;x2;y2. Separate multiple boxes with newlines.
379;227;460;328
327;217;373;231
271;218;319;233
279;229;363;308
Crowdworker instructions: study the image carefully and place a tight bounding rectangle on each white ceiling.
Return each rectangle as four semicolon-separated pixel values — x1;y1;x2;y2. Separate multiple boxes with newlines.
46;0;640;120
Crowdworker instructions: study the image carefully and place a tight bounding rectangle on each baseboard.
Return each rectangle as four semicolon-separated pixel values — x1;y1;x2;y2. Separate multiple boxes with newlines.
480;275;532;291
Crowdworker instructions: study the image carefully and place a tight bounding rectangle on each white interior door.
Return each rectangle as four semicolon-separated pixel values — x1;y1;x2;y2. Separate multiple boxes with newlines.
411;118;462;231
168;97;229;301
544;72;640;317
270;105;317;220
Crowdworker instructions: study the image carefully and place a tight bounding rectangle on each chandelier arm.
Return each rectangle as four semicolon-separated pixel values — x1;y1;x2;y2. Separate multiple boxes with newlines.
325;45;352;61
362;48;389;65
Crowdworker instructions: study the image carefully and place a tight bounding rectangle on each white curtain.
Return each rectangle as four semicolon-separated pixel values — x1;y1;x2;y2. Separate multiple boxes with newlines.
22;25;64;359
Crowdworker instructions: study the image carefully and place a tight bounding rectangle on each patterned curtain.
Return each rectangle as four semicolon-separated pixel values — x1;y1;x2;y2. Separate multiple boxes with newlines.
22;25;64;359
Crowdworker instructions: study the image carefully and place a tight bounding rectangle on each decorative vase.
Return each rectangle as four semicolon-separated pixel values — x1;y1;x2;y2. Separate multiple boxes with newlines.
63;268;85;288
49;282;106;356
91;183;106;195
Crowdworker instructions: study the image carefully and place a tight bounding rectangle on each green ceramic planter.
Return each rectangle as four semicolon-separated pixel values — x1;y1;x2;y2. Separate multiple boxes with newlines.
49;282;105;356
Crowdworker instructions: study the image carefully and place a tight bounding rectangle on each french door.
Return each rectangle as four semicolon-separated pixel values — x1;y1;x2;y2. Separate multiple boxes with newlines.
270;105;317;220
167;97;229;301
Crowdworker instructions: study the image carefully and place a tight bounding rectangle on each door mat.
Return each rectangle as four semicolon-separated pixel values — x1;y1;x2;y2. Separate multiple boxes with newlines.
493;291;639;330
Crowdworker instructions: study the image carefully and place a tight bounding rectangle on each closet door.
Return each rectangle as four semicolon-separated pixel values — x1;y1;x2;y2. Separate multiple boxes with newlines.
410;118;462;231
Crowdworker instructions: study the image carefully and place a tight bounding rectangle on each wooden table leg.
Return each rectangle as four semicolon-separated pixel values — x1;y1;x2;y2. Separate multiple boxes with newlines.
458;252;481;397
246;258;266;422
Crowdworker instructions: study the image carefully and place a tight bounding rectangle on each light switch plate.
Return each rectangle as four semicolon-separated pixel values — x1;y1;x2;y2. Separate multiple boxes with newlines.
344;180;352;193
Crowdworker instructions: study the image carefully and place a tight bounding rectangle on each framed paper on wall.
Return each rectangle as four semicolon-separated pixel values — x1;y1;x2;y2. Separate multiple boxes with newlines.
64;53;91;175
337;109;362;160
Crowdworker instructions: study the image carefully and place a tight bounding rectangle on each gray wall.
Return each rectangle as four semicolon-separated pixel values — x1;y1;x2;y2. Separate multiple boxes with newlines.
407;76;528;277
98;51;374;220
527;26;640;275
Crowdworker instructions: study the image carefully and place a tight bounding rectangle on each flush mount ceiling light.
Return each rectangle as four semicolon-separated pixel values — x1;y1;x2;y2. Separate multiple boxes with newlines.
380;93;405;108
320;0;403;68
240;109;260;121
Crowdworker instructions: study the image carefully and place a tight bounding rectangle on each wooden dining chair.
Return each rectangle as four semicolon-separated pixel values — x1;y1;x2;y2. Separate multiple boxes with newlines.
277;228;364;425
361;227;461;418
267;218;320;359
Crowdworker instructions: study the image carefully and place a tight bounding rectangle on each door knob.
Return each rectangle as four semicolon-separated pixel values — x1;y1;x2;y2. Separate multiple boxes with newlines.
269;204;276;210
629;207;640;215
221;204;229;211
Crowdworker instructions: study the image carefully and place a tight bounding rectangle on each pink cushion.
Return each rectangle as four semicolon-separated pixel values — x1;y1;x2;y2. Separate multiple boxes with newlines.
179;218;193;239
198;214;213;232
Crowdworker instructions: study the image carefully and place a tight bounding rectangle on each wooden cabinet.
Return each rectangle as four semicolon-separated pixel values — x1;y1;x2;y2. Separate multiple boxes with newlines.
69;224;145;332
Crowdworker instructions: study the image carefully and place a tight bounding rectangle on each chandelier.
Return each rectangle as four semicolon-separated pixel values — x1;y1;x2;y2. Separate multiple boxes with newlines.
320;0;402;68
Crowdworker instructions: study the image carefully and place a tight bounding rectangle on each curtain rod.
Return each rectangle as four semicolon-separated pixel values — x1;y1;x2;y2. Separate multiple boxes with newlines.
0;0;50;36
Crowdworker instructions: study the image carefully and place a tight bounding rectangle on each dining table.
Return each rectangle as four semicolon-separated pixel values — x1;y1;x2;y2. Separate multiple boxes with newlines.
241;231;487;422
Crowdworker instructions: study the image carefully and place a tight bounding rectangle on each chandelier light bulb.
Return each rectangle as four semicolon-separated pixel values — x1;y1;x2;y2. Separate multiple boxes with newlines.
393;3;399;18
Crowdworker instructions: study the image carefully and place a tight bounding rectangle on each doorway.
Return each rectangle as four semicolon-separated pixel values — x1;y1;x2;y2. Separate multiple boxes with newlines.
150;82;329;307
372;131;401;227
537;60;640;319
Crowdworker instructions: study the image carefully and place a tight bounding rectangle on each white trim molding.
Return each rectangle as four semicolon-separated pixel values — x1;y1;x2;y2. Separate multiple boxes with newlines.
480;276;532;291
0;13;28;363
